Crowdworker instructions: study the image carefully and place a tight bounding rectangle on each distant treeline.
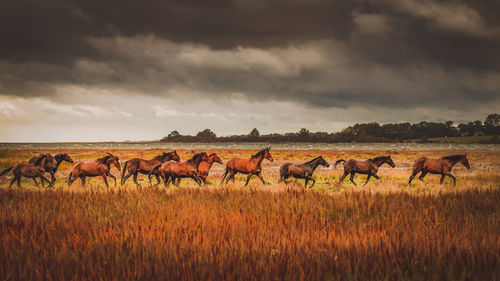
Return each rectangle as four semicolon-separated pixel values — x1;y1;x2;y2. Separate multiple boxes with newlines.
161;113;500;143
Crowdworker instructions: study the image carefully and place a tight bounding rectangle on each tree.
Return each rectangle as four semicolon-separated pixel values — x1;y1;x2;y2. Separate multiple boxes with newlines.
168;130;181;138
484;113;500;135
249;128;260;137
196;129;216;138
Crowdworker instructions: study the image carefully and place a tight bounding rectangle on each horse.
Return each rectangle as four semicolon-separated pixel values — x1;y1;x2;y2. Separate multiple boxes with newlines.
29;153;74;187
407;154;470;186
0;155;51;188
172;153;224;186
67;153;121;188
150;152;210;187
220;147;274;186
121;151;181;186
278;156;329;188
335;156;395;186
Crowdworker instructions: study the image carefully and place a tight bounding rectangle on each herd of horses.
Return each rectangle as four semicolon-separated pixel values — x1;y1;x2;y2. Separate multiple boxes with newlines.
0;147;471;188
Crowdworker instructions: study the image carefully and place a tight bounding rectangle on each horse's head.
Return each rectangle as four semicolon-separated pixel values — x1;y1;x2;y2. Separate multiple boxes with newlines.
385;156;396;168
170;150;182;162
461;154;471;169
106;153;121;171
209;153;224;165
318;156;329;168
62;153;74;163
264;147;274;162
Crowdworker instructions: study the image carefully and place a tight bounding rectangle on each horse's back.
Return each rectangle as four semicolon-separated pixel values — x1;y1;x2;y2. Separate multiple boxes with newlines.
279;163;292;175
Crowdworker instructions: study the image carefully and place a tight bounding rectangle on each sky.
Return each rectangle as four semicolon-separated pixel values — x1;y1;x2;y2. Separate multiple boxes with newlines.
1;0;499;142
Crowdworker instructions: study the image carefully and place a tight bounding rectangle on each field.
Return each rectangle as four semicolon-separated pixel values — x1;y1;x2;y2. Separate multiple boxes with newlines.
0;145;499;280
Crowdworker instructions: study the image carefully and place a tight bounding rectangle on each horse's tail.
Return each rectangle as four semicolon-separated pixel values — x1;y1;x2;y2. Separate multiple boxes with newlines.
0;166;13;177
67;172;73;185
334;159;346;168
121;161;128;185
219;169;229;186
149;164;162;182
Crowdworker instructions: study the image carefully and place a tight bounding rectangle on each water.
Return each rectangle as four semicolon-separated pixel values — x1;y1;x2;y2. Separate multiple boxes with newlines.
0;142;498;151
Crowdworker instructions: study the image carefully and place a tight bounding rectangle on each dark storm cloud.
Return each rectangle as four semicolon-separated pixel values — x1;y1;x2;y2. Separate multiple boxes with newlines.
0;0;500;110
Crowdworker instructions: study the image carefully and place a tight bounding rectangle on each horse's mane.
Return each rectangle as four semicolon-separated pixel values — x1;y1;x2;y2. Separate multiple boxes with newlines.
303;156;323;165
153;152;167;160
209;153;218;157
370;156;388;162
54;153;65;161
34;154;48;166
97;155;113;164
189;152;205;162
252;149;267;158
442;155;465;161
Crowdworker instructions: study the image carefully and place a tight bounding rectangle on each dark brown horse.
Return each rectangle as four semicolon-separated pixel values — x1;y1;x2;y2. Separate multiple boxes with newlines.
0;155;51;188
172;153;224;186
150;152;209;187
279;156;329;188
121;151;181;186
29;153;74;187
407;154;470;186
67;153;121;188
220;147;274;186
335;156;395;186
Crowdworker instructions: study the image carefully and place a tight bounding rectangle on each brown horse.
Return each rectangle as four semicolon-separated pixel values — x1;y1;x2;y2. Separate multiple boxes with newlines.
150;152;209;187
67;153;121;188
220;147;274;186
121;151;181;186
279;156;329;188
407;154;470;186
29;153;74;187
335;156;395;186
172;153;224;186
0;155;51;188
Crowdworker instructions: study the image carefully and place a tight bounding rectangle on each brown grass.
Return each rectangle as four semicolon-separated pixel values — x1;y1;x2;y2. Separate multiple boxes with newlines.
0;148;499;280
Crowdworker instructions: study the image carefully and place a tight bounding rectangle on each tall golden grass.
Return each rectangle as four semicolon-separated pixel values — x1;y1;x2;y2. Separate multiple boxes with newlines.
0;187;498;281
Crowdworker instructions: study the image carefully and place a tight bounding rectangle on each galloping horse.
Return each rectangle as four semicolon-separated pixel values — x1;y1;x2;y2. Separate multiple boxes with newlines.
121;151;181;186
150;152;209;187
68;153;121;188
407;154;470;186
335;156;395;186
172;153;224;186
220;147;274;186
0;155;51;188
29;153;74;187
279;156;329;188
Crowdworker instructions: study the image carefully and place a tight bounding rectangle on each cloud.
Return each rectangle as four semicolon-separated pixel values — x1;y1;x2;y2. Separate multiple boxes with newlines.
0;0;499;141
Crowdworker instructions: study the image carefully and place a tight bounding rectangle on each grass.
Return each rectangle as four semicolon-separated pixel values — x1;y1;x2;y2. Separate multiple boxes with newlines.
0;148;499;280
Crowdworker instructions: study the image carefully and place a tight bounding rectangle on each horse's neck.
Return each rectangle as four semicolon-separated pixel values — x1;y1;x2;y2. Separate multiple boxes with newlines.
252;155;265;167
308;159;321;171
444;158;460;167
54;158;63;170
371;159;385;167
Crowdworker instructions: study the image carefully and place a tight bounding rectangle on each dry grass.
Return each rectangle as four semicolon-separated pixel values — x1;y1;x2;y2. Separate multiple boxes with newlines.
0;148;499;280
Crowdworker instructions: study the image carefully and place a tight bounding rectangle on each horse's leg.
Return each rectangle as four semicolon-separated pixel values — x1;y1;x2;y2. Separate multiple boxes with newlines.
225;171;234;185
16;176;21;188
244;173;253;186
133;172;140;187
418;171;427;183
256;172;266;184
338;171;348;186
310;177;316;188
32;177;39;186
80;176;86;188
439;174;445;184
173;177;180;187
363;174;371;187
40;175;50;188
154;174;162;186
447;173;456;186
9;176;18;188
107;173;117;186
122;172;132;185
49;171;56;187
219;170;228;186
349;172;357;186
101;175;109;188
164;175;170;187
192;175;202;187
